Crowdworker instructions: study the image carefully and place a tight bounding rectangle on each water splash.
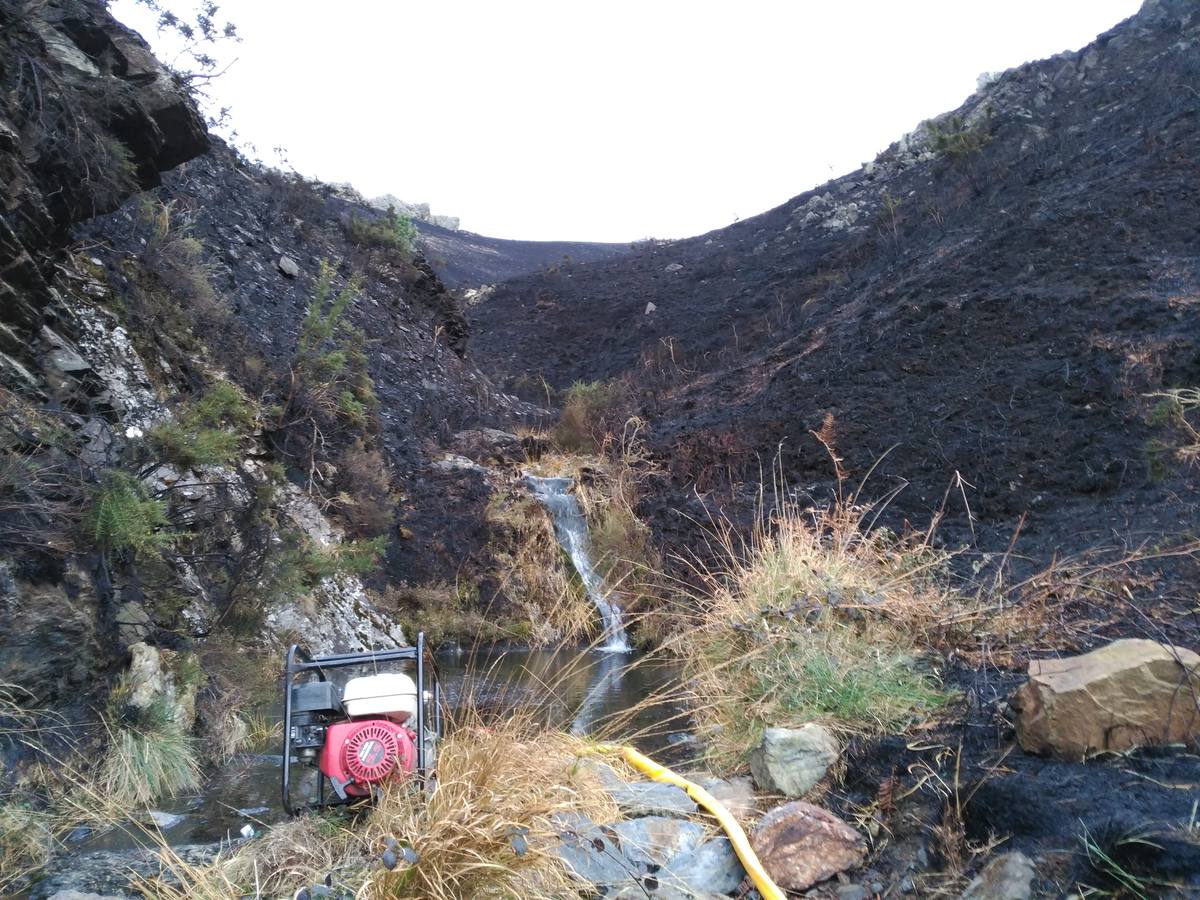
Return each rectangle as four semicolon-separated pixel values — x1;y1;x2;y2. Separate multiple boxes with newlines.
523;474;631;652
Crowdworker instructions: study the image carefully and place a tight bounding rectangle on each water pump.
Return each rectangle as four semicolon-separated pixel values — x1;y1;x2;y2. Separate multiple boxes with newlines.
282;638;441;814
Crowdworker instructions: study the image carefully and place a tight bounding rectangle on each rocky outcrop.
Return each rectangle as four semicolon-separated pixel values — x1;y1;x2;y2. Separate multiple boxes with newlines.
1013;639;1200;759
368;194;460;231
0;0;207;387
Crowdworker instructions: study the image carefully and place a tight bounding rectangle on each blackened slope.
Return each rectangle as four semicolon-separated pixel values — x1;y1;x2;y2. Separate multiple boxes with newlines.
415;220;629;290
472;0;1200;550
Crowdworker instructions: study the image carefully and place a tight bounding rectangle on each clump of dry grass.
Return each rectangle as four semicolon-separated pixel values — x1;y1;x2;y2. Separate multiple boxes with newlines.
0;801;54;891
135;707;619;899
362;713;617;899
672;493;960;765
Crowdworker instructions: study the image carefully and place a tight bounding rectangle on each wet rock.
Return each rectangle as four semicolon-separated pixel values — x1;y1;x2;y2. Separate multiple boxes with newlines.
31;843;222;899
961;851;1036;900
1013;639;1200;759
749;724;839;797
750;800;867;892
277;255;300;278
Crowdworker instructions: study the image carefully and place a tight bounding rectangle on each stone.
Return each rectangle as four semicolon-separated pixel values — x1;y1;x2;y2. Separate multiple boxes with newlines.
961;851;1036;900
749;724;840;797
699;776;758;820
590;761;698;818
837;885;869;900
645;301;658;314
1013;639;1200;759
750;800;867;892
614;816;707;867
666;836;745;895
277;255;300;278
450;427;524;464
664;262;684;273
46;892;126;900
114;602;152;647
142;810;185;830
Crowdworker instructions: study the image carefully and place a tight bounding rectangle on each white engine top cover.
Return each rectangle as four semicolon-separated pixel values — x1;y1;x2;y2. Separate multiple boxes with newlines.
342;672;418;722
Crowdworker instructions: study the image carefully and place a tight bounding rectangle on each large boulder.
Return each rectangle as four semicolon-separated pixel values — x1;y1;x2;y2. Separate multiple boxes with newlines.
748;724;839;797
750;800;866;892
1013;639;1200;759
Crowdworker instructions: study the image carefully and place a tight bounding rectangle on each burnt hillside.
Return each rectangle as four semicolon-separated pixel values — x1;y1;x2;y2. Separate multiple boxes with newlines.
472;0;1200;556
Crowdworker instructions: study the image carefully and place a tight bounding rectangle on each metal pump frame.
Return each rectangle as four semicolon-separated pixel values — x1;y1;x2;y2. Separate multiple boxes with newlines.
281;633;442;816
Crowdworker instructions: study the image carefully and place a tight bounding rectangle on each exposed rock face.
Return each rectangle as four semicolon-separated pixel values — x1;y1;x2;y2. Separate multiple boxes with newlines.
750;800;867;892
368;193;460;231
749;724;839;797
1014;639;1200;759
0;0;207;382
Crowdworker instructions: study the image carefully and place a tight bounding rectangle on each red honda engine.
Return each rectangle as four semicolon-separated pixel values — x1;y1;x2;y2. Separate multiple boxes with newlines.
318;719;417;797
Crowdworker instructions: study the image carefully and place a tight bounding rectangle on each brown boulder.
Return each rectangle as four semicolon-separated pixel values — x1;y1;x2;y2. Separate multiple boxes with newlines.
749;800;866;891
1014;639;1200;760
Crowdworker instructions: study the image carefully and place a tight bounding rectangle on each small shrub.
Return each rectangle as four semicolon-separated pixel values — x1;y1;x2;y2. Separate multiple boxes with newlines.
334;440;395;537
344;207;418;257
147;380;257;469
89;470;168;555
1149;387;1200;468
553;379;632;452
303;535;388;581
927;113;992;161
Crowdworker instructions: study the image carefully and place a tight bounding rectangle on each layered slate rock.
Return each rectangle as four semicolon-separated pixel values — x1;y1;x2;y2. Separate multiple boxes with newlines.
1014;639;1200;759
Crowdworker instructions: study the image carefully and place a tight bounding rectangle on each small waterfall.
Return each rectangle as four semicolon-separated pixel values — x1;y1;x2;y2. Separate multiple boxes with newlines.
524;474;631;652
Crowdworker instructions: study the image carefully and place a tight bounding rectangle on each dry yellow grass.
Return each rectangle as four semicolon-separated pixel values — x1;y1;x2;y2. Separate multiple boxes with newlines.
135;709;619;899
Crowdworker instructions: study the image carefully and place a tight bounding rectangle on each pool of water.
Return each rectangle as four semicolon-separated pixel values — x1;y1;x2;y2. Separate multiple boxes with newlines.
74;646;689;851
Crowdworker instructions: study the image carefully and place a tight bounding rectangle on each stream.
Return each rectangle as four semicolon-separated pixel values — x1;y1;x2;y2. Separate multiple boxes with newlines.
71;647;683;853
72;473;682;853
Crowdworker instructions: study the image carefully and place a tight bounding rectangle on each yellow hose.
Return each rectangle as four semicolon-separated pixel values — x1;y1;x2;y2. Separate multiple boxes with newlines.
594;743;785;900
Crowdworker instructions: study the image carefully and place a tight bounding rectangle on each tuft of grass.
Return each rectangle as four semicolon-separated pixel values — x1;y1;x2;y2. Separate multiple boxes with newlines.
672;495;955;766
927;112;992;161
0;801;54;891
553;379;632;453
88;470;169;555
345;207;418;258
97;700;201;809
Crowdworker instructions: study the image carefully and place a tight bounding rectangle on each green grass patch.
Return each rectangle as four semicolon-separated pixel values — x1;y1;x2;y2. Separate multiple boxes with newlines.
89;470;169;554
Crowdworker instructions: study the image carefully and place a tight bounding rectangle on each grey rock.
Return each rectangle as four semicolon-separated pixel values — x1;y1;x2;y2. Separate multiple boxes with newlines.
591;761;697;818
114;602;152;647
664;262;684;273
46;892;126;900
666;836;745;895
961;852;1036;900
30;844;221;899
645;301;658;314
615;816;707;867
749;724;839;797
837;885;869;900
142;810;185;830
699;776;758;820
277;255;300;278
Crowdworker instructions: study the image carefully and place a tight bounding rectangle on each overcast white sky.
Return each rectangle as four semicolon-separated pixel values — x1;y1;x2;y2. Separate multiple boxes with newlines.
110;1;1143;242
